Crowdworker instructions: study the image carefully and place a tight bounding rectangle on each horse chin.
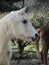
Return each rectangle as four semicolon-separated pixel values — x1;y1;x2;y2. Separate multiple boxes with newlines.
17;37;30;43
22;37;35;42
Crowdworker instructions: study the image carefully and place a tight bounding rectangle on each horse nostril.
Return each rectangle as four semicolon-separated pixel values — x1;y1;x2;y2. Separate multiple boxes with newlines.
35;34;38;37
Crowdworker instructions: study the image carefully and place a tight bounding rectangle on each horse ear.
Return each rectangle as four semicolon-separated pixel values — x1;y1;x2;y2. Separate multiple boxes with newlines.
21;7;26;13
19;7;26;15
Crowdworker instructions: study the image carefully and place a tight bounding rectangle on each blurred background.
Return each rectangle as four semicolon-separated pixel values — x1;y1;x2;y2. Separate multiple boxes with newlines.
0;0;49;65
0;0;49;27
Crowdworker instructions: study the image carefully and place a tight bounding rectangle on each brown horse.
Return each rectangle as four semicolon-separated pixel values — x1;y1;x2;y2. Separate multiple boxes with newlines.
35;24;49;65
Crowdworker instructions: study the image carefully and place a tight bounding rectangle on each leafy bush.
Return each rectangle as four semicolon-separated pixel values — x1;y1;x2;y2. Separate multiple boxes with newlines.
0;1;10;12
31;2;49;28
0;1;21;12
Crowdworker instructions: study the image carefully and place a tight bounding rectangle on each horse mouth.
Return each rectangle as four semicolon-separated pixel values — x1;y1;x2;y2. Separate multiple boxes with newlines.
30;36;40;42
31;37;35;41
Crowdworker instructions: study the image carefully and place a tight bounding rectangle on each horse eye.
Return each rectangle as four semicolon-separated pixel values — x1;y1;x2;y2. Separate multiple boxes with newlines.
22;19;27;24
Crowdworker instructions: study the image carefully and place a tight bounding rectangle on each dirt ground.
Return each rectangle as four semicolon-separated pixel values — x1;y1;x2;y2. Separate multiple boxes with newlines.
11;59;49;65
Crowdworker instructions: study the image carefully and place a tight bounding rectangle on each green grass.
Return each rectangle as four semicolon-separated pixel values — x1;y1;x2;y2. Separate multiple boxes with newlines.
12;42;49;60
12;43;42;52
12;43;42;59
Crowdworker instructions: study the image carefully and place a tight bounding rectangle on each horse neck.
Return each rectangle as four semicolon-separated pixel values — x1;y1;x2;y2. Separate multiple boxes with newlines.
0;28;12;55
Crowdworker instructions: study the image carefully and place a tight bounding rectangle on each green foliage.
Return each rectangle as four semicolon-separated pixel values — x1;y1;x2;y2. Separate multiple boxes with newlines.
12;43;42;60
0;0;22;12
0;1;9;12
37;0;49;3
0;0;22;3
31;2;49;28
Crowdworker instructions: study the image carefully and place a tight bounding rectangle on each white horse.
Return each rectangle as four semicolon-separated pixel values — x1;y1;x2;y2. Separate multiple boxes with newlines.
0;7;38;65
